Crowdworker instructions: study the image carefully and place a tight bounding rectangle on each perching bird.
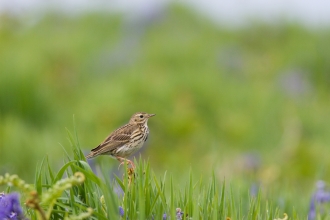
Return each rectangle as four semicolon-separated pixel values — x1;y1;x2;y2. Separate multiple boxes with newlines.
86;112;155;168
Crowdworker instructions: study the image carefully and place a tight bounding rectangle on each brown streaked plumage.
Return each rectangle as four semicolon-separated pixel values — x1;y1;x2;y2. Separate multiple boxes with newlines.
86;112;155;168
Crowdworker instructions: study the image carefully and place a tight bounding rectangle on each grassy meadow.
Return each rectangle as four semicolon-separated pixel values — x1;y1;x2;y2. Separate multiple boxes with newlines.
1;5;330;219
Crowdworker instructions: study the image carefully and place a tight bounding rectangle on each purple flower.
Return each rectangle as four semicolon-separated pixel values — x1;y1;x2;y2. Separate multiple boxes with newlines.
163;213;167;220
119;206;124;217
0;192;24;220
308;181;330;220
176;208;183;220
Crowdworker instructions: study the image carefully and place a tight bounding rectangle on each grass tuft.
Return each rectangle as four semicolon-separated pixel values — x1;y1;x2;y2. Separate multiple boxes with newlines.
1;127;298;219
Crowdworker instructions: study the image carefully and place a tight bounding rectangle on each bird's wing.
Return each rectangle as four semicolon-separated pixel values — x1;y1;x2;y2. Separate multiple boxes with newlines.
89;124;137;156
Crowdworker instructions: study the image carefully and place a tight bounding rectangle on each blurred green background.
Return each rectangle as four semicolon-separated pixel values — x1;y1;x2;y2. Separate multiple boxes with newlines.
1;3;330;215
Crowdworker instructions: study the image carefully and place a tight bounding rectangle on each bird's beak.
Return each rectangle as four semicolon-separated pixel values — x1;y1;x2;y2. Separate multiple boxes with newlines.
147;114;156;118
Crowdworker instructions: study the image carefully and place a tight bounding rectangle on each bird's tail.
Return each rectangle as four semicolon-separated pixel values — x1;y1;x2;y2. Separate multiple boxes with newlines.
85;152;95;159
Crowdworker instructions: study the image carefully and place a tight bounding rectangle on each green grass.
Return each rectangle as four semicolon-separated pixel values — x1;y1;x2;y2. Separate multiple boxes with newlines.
1;127;295;219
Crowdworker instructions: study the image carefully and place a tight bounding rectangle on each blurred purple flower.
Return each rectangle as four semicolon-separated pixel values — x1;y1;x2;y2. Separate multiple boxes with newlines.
308;181;330;220
250;182;259;197
119;206;124;217
242;153;261;173
0;192;24;220
176;208;183;220
114;185;124;198
277;69;312;99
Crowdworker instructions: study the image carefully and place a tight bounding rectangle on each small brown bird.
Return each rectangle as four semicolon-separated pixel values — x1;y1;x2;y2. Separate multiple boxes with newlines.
86;112;155;168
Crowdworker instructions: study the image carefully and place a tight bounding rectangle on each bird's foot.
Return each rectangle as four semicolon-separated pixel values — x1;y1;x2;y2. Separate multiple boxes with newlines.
117;157;135;170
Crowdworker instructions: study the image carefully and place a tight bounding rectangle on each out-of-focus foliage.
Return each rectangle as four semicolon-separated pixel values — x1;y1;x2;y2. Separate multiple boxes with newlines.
1;5;330;216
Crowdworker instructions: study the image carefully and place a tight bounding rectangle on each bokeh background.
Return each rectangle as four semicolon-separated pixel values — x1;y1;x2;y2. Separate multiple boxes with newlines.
1;0;330;215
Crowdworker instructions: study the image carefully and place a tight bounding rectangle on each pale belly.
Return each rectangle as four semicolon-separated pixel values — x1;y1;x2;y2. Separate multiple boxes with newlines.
114;137;146;157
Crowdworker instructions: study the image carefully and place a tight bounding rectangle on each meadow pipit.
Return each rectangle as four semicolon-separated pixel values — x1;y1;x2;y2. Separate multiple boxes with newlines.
86;112;155;168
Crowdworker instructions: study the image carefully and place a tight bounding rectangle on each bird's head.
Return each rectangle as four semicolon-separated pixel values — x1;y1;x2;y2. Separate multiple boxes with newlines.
129;112;156;125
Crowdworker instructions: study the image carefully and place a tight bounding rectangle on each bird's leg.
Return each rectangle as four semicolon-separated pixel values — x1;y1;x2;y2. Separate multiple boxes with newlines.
127;159;136;169
117;157;135;184
116;157;135;169
116;157;126;169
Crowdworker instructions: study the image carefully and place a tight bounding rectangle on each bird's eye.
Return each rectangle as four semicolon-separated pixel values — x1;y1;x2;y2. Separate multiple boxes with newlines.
140;115;144;118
